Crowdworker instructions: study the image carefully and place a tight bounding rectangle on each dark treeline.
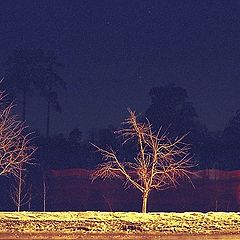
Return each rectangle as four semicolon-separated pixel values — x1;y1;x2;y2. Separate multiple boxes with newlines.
3;48;240;173
27;82;239;173
31;88;240;172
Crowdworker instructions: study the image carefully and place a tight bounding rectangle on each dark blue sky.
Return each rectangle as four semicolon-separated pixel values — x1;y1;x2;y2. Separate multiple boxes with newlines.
1;1;240;136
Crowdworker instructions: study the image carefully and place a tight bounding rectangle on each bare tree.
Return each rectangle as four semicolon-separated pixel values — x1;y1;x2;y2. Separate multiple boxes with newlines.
0;88;35;178
10;165;32;211
92;109;195;213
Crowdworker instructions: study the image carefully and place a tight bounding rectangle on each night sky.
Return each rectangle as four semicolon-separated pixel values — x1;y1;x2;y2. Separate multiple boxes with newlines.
1;1;240;137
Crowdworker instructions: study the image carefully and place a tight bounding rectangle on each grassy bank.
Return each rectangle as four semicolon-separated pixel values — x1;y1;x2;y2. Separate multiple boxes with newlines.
0;212;239;235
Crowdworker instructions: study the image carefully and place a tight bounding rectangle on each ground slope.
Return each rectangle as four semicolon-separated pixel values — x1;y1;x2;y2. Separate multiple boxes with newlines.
0;212;239;235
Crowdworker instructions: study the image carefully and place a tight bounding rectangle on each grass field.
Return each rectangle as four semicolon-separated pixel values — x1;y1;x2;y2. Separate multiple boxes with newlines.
0;211;239;236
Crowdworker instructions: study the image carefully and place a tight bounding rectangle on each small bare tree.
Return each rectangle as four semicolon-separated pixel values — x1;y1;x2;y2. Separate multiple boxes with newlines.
10;165;32;211
0;88;35;178
92;109;195;213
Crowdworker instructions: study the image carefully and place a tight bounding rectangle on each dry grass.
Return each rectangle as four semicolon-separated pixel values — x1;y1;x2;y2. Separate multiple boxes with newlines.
0;211;239;235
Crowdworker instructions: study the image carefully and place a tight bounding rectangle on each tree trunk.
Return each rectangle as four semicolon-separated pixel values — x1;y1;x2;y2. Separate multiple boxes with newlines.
17;166;23;212
44;102;50;212
141;191;149;213
43;173;46;212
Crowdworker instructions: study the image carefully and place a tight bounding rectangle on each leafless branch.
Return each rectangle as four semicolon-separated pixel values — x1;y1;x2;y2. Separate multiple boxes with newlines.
0;89;36;178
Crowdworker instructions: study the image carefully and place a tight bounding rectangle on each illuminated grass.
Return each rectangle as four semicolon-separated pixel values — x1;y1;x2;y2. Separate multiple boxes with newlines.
0;212;239;234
